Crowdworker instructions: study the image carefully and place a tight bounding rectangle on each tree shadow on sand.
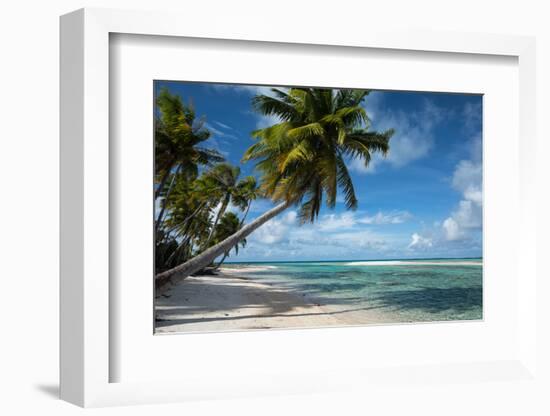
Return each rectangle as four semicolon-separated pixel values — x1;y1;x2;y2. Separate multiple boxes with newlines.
155;276;366;328
155;276;482;329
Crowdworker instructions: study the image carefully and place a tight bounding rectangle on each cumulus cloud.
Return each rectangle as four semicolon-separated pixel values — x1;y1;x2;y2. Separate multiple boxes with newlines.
251;210;298;244
442;135;483;241
406;100;482;250
351;98;446;174
442;217;462;241
408;233;433;249
302;210;412;232
243;209;395;260
452;160;482;196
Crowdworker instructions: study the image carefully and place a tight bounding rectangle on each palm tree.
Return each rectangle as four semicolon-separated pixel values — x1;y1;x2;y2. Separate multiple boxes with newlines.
155;88;394;291
155;171;222;273
153;89;226;262
211;212;247;268
234;176;258;227
213;176;258;270
199;163;248;250
155;88;223;200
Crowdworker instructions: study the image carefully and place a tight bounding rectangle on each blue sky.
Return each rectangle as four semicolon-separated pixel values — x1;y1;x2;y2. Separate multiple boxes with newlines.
155;81;483;262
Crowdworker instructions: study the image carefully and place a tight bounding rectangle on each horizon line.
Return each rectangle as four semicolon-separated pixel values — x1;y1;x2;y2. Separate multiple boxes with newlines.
224;256;483;264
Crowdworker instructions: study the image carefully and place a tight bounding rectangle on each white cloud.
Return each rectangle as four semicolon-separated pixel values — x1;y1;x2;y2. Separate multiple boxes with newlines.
283;210;297;224
358;210;412;225
243;208;395;260
317;212;356;231
349;155;381;174
363;90;385;121
351;99;446;174
441;136;483;241
408;131;483;247
442;217;462;241
292;210;412;232
408;233;433;249
452;160;482;196
204;122;226;137
204;122;240;146
251;210;297;244
330;231;388;251
214;121;232;130
255;113;282;129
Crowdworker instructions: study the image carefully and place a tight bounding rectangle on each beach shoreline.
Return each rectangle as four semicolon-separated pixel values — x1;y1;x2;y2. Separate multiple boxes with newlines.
155;268;389;334
155;259;483;334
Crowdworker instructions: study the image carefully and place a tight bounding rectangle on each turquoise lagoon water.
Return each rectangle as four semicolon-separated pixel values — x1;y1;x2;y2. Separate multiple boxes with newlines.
224;259;483;323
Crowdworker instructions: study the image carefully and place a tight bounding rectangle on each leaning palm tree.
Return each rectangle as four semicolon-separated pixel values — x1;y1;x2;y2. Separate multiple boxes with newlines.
155;88;394;291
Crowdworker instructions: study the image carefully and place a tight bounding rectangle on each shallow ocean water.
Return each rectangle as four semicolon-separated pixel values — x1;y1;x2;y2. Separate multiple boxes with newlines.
225;259;483;323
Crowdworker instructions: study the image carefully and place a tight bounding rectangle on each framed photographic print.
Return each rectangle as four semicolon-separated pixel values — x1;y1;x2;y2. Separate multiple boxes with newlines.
60;7;538;408
152;81;484;335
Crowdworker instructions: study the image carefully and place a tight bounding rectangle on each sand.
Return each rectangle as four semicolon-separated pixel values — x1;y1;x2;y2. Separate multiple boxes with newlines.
155;268;387;334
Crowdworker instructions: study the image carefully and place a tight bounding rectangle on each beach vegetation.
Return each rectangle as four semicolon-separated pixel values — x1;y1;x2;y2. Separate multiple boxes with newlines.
155;87;393;291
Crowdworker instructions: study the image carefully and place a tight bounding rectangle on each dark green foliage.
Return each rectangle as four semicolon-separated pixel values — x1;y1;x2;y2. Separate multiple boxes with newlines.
244;88;393;223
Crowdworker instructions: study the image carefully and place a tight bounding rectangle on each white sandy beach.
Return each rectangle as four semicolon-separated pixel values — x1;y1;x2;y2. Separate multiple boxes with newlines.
155;267;388;333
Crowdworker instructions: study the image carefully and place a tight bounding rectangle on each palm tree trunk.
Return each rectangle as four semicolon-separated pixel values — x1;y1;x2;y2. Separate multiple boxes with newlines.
201;197;229;250
213;200;252;271
155;165;181;233
164;201;206;237
239;200;252;228
214;252;230;271
155;159;176;200
155;201;289;292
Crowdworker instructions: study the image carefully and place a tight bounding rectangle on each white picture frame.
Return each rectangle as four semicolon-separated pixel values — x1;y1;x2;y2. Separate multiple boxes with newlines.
60;7;538;407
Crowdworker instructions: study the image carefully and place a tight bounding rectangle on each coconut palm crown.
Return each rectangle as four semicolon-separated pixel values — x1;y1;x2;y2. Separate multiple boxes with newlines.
243;87;394;223
155;88;224;197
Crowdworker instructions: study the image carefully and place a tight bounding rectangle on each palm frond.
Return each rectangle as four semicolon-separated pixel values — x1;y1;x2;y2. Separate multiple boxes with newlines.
252;95;298;121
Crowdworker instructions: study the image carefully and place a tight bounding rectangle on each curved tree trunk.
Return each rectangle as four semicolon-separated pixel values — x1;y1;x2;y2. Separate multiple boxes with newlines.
155;201;289;292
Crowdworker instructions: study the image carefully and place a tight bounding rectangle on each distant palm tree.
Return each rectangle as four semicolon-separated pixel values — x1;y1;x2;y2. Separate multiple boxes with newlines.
156;88;394;290
213;177;258;270
211;212;247;269
234;175;258;226
199;163;256;250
